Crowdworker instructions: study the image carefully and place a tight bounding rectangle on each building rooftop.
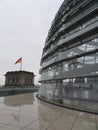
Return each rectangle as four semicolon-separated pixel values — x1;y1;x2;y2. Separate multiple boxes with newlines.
5;71;35;76
0;92;97;130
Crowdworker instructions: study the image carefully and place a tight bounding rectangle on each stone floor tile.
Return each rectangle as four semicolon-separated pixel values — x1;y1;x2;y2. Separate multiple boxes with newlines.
0;125;21;130
0;115;14;123
25;120;40;130
47;121;72;130
9;116;37;127
72;122;96;130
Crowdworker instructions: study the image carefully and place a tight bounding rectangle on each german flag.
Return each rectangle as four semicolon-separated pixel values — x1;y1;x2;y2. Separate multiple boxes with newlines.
15;57;22;64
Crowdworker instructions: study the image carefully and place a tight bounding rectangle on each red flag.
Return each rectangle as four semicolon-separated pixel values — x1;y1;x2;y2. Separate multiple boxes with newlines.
15;57;22;64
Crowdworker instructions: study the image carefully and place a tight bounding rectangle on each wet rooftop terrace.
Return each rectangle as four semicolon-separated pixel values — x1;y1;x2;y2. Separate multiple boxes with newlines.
0;92;97;130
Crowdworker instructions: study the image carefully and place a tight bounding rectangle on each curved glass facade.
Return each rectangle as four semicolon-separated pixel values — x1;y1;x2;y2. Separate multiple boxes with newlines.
38;0;98;113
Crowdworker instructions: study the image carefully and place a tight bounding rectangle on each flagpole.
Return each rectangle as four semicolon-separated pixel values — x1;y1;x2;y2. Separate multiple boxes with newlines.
20;62;22;71
20;57;22;71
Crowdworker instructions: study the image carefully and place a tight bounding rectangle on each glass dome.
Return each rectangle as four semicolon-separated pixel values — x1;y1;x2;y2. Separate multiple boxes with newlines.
38;0;98;113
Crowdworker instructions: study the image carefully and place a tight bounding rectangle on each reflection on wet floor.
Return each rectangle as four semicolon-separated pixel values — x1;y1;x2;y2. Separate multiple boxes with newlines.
0;92;97;130
4;93;34;107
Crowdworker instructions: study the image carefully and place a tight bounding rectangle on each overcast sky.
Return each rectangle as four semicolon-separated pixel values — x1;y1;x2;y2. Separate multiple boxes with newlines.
0;0;64;85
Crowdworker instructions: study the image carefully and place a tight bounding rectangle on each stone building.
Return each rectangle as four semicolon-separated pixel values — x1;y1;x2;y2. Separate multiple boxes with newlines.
5;71;35;87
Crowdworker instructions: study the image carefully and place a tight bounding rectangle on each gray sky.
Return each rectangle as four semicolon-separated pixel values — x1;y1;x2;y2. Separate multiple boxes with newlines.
0;0;63;85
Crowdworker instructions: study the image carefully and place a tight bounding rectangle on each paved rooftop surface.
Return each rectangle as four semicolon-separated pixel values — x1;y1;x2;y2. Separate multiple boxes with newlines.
0;92;97;130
